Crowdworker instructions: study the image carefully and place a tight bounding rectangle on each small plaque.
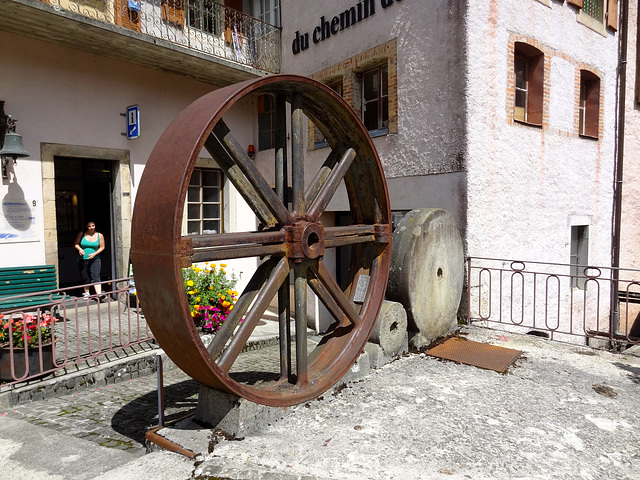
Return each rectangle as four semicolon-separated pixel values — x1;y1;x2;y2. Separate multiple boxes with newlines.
353;274;370;304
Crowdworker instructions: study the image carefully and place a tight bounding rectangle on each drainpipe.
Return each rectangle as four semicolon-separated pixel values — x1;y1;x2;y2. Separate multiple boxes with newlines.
611;0;630;338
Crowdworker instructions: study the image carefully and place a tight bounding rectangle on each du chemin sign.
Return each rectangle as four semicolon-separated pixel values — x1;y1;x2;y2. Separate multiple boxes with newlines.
291;0;403;55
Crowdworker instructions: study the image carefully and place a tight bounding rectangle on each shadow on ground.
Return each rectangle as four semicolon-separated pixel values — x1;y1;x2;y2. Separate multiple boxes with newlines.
111;378;200;445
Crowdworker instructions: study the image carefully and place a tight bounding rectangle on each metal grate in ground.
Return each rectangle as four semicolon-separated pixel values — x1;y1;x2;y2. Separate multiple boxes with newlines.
427;336;522;373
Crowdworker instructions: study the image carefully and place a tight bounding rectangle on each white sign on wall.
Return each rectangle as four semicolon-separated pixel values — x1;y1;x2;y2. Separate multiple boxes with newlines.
0;198;39;243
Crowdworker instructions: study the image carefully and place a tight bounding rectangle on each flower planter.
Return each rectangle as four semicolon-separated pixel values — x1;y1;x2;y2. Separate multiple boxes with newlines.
0;343;54;381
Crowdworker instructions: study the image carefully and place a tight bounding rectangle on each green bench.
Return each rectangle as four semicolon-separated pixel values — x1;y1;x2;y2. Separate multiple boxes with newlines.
0;265;63;311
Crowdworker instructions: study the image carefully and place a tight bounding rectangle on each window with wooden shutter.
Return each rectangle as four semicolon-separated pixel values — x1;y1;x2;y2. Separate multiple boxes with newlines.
162;0;186;26
514;43;544;126
579;70;600;139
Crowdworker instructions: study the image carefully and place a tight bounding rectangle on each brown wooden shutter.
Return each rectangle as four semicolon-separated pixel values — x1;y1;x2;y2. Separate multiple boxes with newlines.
585;79;600;138
606;0;618;30
162;0;185;27
567;0;583;7
528;54;544;126
115;0;141;32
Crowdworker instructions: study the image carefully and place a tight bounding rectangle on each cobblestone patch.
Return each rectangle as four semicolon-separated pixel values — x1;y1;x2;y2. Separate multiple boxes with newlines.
1;368;198;455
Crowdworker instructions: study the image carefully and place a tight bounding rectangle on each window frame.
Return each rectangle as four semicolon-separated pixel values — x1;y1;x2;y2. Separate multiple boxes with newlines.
570;225;589;290
513;42;544;127
187;0;222;34
185;167;223;236
257;94;276;151
361;64;389;135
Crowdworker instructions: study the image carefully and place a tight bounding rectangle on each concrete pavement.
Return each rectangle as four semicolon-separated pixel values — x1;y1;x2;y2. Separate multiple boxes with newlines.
0;325;639;479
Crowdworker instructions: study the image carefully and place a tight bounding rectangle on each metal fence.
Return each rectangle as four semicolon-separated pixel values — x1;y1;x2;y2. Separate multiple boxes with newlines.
0;277;155;388
466;257;640;348
45;0;281;73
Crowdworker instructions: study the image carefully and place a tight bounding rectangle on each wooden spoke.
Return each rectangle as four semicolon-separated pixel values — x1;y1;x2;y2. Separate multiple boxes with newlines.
204;133;277;228
291;93;305;216
212;120;294;226
206;257;281;361
217;256;290;372
311;261;362;327
294;263;308;385
185;231;287;262
305;148;346;206
323;224;382;248
306;148;356;222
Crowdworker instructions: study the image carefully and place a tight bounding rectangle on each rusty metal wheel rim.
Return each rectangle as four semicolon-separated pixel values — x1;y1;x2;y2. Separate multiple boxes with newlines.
131;74;391;406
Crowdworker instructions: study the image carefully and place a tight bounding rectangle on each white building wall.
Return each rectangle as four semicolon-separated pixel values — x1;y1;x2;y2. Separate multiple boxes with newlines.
465;0;617;267
0;30;255;288
620;0;640;271
280;0;468;225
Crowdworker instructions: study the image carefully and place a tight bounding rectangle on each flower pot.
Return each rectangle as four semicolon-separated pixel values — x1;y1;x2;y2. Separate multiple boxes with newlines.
0;343;54;381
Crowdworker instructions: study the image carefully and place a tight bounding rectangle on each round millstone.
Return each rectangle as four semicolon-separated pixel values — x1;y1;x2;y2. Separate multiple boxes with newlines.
387;209;464;346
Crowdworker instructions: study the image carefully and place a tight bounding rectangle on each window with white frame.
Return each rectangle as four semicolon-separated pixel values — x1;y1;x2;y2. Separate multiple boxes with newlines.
362;65;389;132
187;168;223;235
253;0;280;26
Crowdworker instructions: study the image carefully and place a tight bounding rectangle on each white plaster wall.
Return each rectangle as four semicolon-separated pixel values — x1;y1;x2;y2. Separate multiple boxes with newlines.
0;31;256;281
620;0;640;271
280;0;467;224
465;0;617;268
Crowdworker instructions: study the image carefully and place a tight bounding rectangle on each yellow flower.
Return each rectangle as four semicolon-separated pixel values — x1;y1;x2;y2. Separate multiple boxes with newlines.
196;297;201;302
220;264;227;268
191;311;196;317
188;290;194;295
220;295;225;300
220;269;226;274
228;305;233;311
193;289;197;293
205;262;209;265
211;264;216;268
232;291;238;296
226;289;232;295
186;280;194;287
194;305;200;310
209;286;213;290
222;301;230;308
195;267;202;273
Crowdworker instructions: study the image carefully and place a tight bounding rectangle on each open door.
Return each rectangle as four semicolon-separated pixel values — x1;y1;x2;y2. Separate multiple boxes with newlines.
54;158;115;291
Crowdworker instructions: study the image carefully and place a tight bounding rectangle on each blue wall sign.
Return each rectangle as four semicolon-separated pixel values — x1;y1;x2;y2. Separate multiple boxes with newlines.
126;105;140;140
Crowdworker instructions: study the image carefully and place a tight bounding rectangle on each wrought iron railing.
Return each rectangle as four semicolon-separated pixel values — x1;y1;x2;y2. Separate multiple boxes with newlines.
0;277;155;387
467;257;640;348
42;0;281;73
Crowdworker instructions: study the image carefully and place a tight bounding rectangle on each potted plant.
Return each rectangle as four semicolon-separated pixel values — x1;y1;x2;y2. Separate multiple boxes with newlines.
0;312;55;381
183;263;238;334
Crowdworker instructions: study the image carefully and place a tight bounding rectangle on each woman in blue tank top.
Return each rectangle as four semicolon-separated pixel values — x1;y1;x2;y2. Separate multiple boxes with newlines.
74;221;106;300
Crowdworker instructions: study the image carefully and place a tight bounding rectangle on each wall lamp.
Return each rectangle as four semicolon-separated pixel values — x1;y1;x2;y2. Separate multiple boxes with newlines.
247;144;255;159
1;101;30;179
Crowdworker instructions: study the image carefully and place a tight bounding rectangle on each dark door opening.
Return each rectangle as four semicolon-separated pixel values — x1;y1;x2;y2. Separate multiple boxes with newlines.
54;158;114;291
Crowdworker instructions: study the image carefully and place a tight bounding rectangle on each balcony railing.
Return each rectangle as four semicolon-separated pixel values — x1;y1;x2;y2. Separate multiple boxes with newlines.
42;0;281;73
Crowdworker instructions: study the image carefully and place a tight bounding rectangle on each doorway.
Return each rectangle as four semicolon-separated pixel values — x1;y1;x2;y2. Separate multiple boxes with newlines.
54;157;115;290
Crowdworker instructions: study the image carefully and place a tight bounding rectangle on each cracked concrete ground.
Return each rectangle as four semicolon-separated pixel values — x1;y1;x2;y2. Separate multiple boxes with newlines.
0;325;639;480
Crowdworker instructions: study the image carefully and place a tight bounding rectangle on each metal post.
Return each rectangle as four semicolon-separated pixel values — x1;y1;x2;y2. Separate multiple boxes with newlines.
156;355;165;427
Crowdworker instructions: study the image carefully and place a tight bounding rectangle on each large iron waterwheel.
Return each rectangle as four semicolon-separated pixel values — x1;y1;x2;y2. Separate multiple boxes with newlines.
131;75;391;407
